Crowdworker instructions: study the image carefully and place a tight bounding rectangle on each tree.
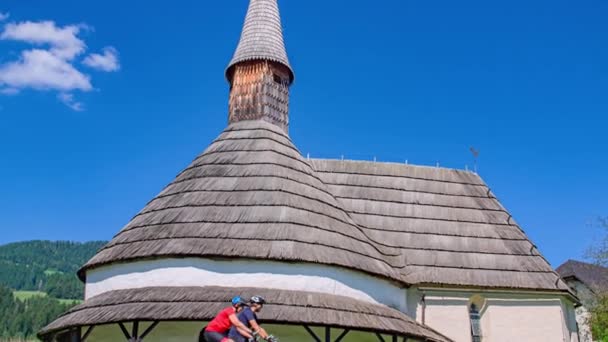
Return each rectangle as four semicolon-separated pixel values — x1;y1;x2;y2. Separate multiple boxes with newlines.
587;217;608;341
44;273;83;299
0;284;76;340
587;217;607;266
591;294;608;342
0;240;106;299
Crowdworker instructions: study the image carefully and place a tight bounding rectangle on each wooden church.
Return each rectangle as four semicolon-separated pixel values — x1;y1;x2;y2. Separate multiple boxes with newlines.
40;0;580;341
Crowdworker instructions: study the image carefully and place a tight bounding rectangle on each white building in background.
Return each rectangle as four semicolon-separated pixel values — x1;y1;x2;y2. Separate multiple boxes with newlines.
41;1;581;341
558;260;608;342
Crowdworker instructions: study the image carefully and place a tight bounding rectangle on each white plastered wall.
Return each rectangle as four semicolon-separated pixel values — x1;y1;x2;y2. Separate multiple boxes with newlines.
408;288;580;342
85;258;407;311
423;295;471;342
484;297;568;342
561;296;582;342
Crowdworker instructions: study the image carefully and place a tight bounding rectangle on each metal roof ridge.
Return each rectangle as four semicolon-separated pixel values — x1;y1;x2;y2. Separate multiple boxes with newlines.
309;157;480;174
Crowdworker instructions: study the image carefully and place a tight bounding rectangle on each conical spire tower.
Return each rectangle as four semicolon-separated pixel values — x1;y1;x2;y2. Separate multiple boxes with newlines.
226;0;294;133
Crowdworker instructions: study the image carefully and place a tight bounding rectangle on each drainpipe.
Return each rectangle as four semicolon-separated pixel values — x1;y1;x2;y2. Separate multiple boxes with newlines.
420;294;427;325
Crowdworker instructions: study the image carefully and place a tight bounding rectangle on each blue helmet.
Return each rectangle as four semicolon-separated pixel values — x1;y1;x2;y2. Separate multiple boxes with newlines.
231;296;246;307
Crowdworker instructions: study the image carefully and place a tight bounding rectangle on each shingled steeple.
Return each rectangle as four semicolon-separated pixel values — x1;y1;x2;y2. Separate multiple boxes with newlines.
226;0;294;133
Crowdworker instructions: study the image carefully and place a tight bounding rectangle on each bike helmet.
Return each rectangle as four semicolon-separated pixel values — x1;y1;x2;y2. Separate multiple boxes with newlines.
231;296;246;307
250;296;266;305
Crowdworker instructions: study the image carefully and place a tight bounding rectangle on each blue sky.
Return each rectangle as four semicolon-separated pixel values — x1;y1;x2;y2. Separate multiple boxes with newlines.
0;0;606;268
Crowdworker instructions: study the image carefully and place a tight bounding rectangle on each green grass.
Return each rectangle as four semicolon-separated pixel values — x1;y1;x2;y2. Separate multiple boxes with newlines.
13;290;47;301
58;298;82;305
13;290;82;305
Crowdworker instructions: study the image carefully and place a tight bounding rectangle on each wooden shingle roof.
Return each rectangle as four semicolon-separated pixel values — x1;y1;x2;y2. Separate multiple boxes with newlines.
39;286;452;342
227;0;294;83
81;123;571;293
311;159;571;292
557;260;608;293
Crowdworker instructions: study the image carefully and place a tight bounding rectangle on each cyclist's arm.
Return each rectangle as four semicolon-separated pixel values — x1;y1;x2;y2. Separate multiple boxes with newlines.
236;326;253;339
249;320;269;339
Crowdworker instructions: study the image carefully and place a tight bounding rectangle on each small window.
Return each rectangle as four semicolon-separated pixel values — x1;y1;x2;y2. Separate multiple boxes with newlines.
470;303;482;342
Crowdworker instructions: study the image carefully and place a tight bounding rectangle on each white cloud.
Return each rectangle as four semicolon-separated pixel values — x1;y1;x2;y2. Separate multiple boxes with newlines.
57;92;84;111
0;12;9;22
83;46;120;72
1;21;86;59
0;49;92;91
0;18;118;110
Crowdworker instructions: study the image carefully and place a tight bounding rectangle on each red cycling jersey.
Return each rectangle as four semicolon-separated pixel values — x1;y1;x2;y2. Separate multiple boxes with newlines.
206;307;236;333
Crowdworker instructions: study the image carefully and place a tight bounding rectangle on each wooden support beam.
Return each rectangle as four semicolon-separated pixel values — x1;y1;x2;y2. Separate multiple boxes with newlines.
325;327;331;342
376;333;386;342
391;335;398;342
118;322;131;341
132;321;140;340
81;326;95;342
334;329;350;342
140;321;160;340
303;325;321;342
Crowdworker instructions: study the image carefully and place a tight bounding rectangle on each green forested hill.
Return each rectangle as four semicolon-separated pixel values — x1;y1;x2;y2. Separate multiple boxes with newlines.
0;241;107;340
0;241;106;299
0;285;74;340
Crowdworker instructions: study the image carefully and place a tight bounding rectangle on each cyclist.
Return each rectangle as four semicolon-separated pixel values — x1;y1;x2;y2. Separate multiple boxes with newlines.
228;296;276;342
200;296;253;342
